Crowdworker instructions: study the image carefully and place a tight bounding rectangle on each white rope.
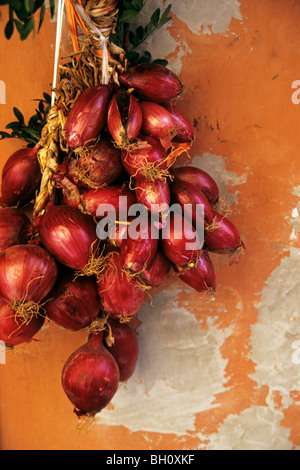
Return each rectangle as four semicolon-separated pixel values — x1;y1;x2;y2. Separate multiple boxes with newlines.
51;0;66;106
74;1;110;85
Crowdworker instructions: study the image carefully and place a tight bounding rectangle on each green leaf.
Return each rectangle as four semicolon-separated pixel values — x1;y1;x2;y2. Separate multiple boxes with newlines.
49;0;55;18
153;58;168;66
131;0;144;11
159;4;172;26
119;9;139;24
19;17;34;40
5;20;14;39
5;121;22;130
151;8;160;27
136;25;144;39
38;3;45;32
13;107;24;124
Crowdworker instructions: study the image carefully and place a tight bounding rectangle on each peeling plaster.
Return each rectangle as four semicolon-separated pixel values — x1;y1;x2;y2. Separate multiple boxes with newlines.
250;247;300;405
207;406;293;450
96;287;229;435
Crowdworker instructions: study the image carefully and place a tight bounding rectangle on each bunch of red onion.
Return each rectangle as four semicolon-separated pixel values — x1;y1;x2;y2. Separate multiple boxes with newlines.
0;62;244;417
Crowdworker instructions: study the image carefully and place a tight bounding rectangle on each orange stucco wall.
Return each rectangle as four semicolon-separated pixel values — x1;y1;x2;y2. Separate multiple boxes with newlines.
0;0;299;450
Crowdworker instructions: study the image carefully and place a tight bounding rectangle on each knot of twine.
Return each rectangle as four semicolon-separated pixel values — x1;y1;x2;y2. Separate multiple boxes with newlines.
74;1;110;85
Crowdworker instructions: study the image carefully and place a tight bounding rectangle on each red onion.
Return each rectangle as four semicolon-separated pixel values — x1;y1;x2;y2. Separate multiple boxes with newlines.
64;84;113;149
161;212;201;267
45;273;101;331
140;101;175;149
162;103;194;143
0;244;57;303
61;331;120;416
119;63;183;103
67;139;123;188
107;90;142;147
103;318;139;382
1;146;41;207
170;179;214;225
121;219;158;273
121;135;168;179
0;207;31;253
170;166;219;205
134;177;170;216
174;250;216;292
0;299;45;347
142;250;171;287
204;210;245;254
97;250;145;318
81;184;136;218
38;205;98;271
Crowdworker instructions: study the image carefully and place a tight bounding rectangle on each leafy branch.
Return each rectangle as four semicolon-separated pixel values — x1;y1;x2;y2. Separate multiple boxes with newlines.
110;0;172;66
0;0;55;40
0;93;51;146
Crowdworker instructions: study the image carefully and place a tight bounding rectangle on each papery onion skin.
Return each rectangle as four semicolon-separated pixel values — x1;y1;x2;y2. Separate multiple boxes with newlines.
163;103;194;143
67;139;123;188
134;177;170;216
142;250;171;287
0;207;31;253
107;90;142;146
170;179;214;225
1;146;41;207
45;273;101;331
61;332;120;416
97;250;145;318
39;205;98;271
119;63;183;103
0;299;45;347
104;318;139;382
121;220;158;273
204;210;244;254
140;101;175;149
0;244;57;303
170;166;219;205
121;135;167;178
82;184;136;218
161;212;201;267
64;84;113;149
174;250;216;292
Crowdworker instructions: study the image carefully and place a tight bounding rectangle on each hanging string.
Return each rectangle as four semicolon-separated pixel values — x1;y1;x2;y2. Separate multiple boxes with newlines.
74;0;110;85
51;0;66;106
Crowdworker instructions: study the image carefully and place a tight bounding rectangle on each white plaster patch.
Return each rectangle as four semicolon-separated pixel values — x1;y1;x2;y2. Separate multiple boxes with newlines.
96;287;229;435
250;247;300;407
207;406;294;450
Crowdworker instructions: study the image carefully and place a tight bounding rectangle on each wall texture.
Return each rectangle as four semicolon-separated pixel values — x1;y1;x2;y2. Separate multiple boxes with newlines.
0;0;299;450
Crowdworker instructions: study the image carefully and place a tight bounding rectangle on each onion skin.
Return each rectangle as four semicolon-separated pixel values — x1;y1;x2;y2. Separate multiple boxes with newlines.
39;205;98;271
119;63;183;103
0;208;31;253
121;135;167;178
0;244;57;303
82;184;136;218
107;90;142;147
142;250;171;287
170;166;219;205
45;273;101;331
134;177;170;216
170;179;214;225
103;318;139;382
162;103;194;143
61;332;120;416
0;299;45;347
121;220;158;273
140;101;175;149
1;146;41;207
97;250;145;318
161;212;201;267
64;84;113;149
67;139;123;188
204;210;244;254
174;250;216;292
